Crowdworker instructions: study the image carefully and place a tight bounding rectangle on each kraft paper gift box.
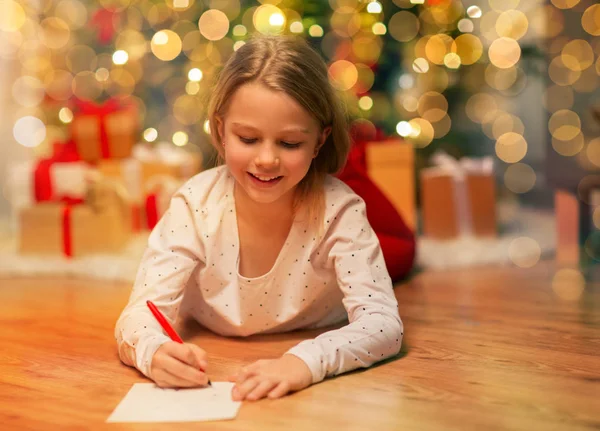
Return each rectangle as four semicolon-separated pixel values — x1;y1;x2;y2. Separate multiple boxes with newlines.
420;152;497;240
4;147;92;231
98;144;202;198
70;99;138;162
18;178;132;257
96;159;184;230
555;189;580;265
132;142;203;181
365;139;416;230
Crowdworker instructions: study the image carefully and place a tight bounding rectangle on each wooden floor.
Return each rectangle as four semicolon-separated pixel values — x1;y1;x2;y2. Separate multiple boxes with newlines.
1;261;599;431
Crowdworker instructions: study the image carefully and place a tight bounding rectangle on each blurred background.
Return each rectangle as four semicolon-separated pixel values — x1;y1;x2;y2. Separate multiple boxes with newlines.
0;0;598;285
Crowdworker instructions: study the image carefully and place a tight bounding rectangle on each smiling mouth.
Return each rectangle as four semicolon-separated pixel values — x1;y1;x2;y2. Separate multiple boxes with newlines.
248;172;283;182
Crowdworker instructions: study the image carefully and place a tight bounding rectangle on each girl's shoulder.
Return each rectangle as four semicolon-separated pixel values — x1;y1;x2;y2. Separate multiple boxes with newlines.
320;175;366;224
176;165;233;206
323;175;364;208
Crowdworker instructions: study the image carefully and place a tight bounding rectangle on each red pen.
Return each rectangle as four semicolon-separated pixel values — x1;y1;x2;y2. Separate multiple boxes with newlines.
146;300;211;386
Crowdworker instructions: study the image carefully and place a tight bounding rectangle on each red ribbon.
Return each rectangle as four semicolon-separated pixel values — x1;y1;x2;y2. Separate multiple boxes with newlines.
71;98;124;159
34;141;81;202
58;197;84;258
145;193;159;230
62;205;73;257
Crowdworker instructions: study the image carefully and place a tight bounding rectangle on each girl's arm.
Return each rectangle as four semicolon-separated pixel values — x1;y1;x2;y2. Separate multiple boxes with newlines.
115;191;205;378
286;195;403;384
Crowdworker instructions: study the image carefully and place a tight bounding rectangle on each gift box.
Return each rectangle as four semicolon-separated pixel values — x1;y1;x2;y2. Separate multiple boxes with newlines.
70;99;138;162
365;139;416;230
132;142;203;180
5;141;92;229
18;177;132;257
420;152;496;239
97;144;202;199
144;175;183;230
96;157;187;230
555;189;580;265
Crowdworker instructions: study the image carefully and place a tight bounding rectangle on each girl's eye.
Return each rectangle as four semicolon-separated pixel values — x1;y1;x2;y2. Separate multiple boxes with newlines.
239;136;257;144
281;141;301;149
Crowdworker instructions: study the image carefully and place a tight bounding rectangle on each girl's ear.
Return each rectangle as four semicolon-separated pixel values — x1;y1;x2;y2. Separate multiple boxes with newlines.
216;116;225;141
314;126;332;157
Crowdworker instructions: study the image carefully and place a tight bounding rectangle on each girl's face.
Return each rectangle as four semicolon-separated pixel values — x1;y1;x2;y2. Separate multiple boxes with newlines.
218;82;330;208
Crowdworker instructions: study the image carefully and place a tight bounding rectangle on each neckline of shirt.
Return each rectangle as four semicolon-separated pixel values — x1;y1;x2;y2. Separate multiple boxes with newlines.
224;170;296;285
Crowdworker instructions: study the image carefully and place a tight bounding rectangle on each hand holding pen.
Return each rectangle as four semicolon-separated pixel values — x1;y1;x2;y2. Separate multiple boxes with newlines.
147;300;212;388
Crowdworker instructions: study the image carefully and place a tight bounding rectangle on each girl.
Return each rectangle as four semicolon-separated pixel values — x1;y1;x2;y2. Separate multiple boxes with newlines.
115;35;403;402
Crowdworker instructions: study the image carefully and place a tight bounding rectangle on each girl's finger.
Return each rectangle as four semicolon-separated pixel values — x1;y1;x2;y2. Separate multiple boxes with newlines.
232;376;260;401
188;344;209;370
267;381;291;399
153;368;202;389
166;343;201;369
161;355;208;385
246;379;278;401
235;367;256;385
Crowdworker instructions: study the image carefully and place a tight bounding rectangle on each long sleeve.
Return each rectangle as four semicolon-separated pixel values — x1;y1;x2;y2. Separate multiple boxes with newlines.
286;195;403;383
115;190;205;378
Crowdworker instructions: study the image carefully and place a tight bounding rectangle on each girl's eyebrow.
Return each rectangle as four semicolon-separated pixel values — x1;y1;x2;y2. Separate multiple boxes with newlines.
231;122;311;135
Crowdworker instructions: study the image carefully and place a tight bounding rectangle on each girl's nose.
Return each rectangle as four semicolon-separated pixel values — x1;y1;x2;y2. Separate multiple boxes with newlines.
255;144;280;168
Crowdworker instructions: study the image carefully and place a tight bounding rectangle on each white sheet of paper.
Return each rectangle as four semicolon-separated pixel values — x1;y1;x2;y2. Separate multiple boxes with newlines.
106;382;241;423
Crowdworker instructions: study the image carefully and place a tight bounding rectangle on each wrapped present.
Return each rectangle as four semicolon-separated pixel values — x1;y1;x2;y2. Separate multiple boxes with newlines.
18;177;132;257
421;152;496;239
555;190;580;265
97;144;202;199
5;141;91;216
96;158;143;201
144;175;182;230
70;98;138;162
132;142;203;180
364;139;416;230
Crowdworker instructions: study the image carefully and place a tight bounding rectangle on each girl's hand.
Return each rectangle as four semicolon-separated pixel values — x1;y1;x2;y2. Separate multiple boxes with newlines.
150;341;210;388
228;354;313;401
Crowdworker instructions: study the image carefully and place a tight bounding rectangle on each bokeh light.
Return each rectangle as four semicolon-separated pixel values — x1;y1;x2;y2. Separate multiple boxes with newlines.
581;4;600;36
495;10;528;40
509;237;541;268
586;138;600;168
561;39;594;72
452;34;482;65
489;37;521;69
253;4;285;35
388;11;420;42
173;131;189;146
12;76;44;108
549;109;581;141
328;60;358;91
466;6;482;19
552;269;585;301
13;116;46;148
552;133;585;157
151;30;182;61
0;0;27;32
504;163;536;194
144;128;158;142
495;132;528;163
199;9;229;40
551;0;580;9
58;107;73;124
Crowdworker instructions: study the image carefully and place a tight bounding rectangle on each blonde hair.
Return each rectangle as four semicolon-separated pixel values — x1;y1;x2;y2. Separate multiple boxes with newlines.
207;35;350;232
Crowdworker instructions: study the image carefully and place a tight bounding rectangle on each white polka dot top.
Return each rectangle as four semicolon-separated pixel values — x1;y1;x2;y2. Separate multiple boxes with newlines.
115;165;403;383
